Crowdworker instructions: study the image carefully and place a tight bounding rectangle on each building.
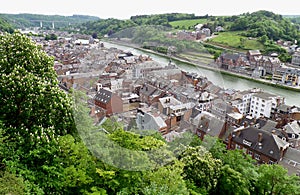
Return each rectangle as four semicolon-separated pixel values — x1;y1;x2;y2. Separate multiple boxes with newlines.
195;111;226;140
247;50;262;64
279;147;300;176
283;121;300;148
283;68;300;86
136;107;168;134
132;61;164;78
216;53;245;70
231;88;262;115
139;83;165;105
292;52;300;66
94;87;123;116
249;92;284;119
158;96;194;130
229;126;289;164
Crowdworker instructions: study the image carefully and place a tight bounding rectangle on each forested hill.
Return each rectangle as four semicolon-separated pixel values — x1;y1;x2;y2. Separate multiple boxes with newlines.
79;10;300;43
0;16;14;33
0;13;100;29
228;10;300;41
79;13;206;36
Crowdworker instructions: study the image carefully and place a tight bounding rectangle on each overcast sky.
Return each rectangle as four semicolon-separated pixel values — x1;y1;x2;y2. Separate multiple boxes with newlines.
1;0;299;19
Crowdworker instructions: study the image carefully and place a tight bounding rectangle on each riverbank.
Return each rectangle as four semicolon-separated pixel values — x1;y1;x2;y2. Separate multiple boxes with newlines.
105;39;300;93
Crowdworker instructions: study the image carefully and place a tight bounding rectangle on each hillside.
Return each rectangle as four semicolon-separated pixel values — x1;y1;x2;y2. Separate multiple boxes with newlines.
0;16;14;33
80;13;208;36
227;10;300;41
0;13;100;29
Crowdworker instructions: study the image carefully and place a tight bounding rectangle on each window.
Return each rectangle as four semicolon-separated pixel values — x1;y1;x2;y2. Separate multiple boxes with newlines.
292;134;296;138
236;144;241;149
254;153;260;160
269;160;274;165
248;150;253;156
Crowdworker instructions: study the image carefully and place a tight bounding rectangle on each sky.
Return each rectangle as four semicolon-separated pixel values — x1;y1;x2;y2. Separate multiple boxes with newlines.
1;0;299;19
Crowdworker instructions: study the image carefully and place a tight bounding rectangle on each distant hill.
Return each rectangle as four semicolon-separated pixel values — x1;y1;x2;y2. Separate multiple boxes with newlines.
226;10;300;41
0;16;14;33
80;13;209;37
0;13;100;29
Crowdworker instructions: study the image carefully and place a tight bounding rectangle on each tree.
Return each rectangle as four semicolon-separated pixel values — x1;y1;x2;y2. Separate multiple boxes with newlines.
45;33;58;40
179;146;222;193
255;164;300;195
141;160;189;195
0;31;75;142
0;171;26;195
0;31;76;193
260;35;269;44
212;165;250;195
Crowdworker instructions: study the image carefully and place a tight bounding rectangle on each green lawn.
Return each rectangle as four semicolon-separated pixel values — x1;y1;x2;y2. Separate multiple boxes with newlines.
209;31;265;51
169;19;208;29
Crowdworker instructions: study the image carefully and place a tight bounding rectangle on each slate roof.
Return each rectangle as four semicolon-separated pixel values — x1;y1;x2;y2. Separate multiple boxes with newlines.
232;127;289;161
279;147;300;175
248;50;261;56
197;114;225;137
285;121;300;135
140;83;158;97
94;88;112;104
221;53;241;61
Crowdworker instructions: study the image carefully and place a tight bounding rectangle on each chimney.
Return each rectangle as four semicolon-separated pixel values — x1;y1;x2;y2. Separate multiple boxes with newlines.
271;130;276;134
258;132;263;143
96;83;102;92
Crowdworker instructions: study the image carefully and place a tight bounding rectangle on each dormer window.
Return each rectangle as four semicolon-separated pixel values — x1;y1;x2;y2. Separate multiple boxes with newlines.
292;134;296;139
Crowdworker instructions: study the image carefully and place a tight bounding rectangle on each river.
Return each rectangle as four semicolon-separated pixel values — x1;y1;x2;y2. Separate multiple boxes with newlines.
103;41;300;107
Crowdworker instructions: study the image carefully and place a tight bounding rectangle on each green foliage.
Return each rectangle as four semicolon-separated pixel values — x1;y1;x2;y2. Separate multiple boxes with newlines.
113;25;205;53
0;31;75;140
45;33;58;40
141;160;189;195
0;171;26;195
80;18;137;37
0;13;99;29
279;52;292;63
213;165;250;195
229;10;300;41
255;164;300;195
169;19;208;30
209;31;265;51
130;13;203;27
0;16;14;33
180;146;222;193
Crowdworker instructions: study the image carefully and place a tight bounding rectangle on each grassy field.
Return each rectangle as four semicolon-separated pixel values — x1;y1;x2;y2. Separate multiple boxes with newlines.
209;31;265;51
169;19;208;29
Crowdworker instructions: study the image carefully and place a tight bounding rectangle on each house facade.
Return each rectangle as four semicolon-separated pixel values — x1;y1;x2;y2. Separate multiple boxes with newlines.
228;126;289;164
249;92;284;119
94;88;123;116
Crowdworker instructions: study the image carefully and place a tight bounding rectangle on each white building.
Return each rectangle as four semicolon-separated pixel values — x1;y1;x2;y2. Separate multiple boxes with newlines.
132;61;164;78
110;79;123;92
231;88;261;115
249;91;284;119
